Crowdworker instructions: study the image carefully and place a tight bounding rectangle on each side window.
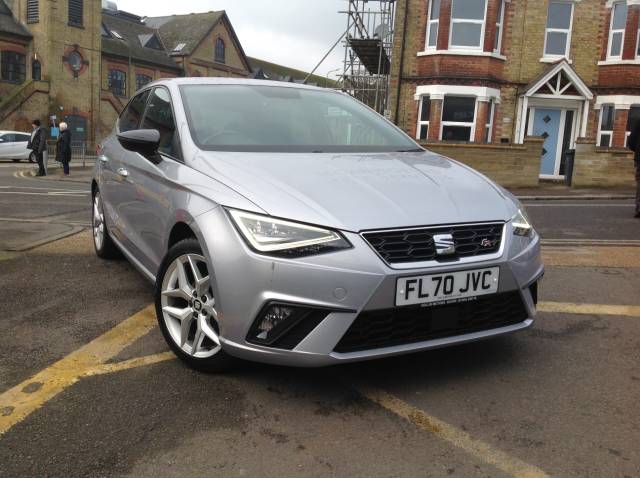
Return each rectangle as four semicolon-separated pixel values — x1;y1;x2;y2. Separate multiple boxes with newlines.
18;134;31;142
119;90;150;133
3;134;16;142
142;87;180;158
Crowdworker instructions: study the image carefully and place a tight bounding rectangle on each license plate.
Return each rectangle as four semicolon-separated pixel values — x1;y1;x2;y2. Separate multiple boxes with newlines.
396;267;500;307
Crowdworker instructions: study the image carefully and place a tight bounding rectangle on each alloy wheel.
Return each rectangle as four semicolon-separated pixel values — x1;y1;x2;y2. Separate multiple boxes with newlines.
93;192;105;251
160;254;221;358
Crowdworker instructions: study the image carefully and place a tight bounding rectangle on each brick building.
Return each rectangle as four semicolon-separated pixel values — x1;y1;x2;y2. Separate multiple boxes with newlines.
390;0;640;184
0;0;252;148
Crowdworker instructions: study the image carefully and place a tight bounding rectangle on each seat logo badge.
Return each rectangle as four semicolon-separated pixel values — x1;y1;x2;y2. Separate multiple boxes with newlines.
481;238;496;248
433;234;456;256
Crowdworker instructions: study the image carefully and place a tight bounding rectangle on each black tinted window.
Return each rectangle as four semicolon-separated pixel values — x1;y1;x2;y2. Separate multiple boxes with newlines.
17;134;30;142
119;90;150;133
142;88;180;158
2;134;16;142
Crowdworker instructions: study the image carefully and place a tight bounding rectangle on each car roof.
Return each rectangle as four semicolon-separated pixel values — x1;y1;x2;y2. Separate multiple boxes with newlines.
148;77;333;93
0;131;30;135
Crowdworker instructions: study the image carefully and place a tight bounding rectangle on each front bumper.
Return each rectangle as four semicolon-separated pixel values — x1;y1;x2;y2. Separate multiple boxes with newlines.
196;208;544;367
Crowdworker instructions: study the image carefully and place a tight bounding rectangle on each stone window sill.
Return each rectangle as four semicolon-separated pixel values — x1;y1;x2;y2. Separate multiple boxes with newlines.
540;57;572;64
417;50;506;61
597;59;640;66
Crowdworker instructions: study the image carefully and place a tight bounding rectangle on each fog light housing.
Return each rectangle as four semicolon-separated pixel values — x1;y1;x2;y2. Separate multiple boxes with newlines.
247;302;334;349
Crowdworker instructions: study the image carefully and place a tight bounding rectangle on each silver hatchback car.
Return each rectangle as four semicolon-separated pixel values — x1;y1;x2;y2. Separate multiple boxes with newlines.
93;78;543;372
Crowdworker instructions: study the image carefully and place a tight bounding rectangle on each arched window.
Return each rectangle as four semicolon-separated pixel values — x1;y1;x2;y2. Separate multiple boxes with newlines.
215;37;225;64
108;69;127;97
32;59;41;81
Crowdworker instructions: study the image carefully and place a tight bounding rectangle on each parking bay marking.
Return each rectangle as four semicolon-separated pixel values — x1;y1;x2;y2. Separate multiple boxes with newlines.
1;298;638;461
0;305;157;437
356;385;549;478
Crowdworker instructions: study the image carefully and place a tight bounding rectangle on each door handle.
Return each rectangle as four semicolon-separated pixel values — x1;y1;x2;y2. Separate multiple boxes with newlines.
117;167;129;178
98;155;109;163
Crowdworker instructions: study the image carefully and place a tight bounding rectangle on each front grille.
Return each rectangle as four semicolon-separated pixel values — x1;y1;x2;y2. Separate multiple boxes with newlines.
362;223;504;264
334;291;528;353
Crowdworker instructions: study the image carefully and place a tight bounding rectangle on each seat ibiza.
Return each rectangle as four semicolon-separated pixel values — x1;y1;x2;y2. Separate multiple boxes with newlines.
93;79;543;372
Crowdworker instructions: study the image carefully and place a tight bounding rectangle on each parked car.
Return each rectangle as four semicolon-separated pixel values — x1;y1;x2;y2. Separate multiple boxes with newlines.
0;131;34;162
92;78;543;372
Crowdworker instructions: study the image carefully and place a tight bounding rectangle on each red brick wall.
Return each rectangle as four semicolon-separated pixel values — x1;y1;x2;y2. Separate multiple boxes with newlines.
415;55;505;81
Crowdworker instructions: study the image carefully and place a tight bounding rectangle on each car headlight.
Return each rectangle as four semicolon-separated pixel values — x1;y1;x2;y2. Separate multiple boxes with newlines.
228;209;352;257
512;208;533;237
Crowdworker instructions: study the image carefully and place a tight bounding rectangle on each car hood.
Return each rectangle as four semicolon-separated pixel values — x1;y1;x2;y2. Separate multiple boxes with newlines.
190;150;514;232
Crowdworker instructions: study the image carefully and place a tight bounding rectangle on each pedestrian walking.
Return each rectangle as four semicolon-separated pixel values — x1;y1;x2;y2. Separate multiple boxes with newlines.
55;122;72;176
628;118;640;218
27;119;47;177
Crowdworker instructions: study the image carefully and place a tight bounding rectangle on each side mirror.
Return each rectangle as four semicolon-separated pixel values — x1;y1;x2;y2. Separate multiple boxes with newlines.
117;129;161;162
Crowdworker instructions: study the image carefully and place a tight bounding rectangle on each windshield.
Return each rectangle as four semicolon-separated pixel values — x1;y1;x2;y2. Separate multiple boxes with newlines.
179;84;420;153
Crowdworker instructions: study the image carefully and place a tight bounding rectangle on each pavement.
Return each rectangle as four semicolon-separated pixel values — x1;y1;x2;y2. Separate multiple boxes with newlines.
0;159;639;477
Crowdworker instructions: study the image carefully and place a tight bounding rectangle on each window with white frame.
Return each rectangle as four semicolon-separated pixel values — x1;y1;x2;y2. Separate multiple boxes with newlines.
544;2;574;58
449;0;487;49
426;0;441;49
441;96;476;141
636;26;640;58
608;1;628;59
626;106;640;147
597;105;615;147
484;99;495;143
417;96;431;140
494;0;505;53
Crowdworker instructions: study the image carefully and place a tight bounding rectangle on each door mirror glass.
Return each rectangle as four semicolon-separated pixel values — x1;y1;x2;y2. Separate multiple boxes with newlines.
117;129;161;162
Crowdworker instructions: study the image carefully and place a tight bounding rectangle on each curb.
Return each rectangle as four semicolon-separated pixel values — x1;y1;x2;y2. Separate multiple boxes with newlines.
517;195;635;201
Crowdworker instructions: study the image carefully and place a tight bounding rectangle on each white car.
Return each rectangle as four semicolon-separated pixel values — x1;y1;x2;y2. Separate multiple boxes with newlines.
0;131;34;162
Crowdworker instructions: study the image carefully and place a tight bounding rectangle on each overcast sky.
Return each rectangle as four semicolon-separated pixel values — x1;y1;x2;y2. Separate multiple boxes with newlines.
115;0;348;78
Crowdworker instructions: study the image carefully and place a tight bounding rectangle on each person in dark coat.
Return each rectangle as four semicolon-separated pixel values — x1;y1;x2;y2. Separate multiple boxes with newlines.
27;119;47;177
55;122;72;176
628;118;640;218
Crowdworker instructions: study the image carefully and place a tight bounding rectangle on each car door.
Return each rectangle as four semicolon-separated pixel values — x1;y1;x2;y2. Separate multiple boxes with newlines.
0;134;15;158
15;134;31;159
116;86;184;276
99;89;151;248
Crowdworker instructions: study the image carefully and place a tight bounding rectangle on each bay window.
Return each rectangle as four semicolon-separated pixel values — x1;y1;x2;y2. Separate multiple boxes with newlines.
416;96;431;140
544;2;574;58
449;0;487;50
607;1;628;59
441;96;476;141
485;99;495;143
426;0;441;49
597;105;615;147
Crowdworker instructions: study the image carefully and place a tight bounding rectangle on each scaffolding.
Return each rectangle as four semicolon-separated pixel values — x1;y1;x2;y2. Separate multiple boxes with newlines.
340;0;396;116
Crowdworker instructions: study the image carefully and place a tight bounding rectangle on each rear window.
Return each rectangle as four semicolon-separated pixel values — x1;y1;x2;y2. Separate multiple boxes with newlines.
179;85;419;153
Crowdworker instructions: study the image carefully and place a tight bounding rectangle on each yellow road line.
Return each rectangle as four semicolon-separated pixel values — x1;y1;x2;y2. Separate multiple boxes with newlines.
84;352;175;377
538;302;640;317
357;385;549;478
0;305;156;437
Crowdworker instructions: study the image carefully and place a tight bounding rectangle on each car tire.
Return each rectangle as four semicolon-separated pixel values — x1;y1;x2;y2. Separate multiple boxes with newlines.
92;189;121;259
28;152;36;163
155;238;235;373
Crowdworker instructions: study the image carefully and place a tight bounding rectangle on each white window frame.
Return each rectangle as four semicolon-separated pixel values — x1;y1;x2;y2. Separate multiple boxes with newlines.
636;26;640;59
440;95;478;141
607;1;627;60
597;104;615;147
448;0;488;51
485;99;495;143
416;96;431;140
494;0;506;54
425;0;440;50
543;1;574;59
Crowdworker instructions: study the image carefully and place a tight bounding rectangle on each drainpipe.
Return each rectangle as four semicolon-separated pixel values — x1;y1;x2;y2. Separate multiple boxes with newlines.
393;0;409;126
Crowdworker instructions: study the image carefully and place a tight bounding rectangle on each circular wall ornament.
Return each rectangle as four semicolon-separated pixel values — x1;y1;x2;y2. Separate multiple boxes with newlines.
68;51;83;72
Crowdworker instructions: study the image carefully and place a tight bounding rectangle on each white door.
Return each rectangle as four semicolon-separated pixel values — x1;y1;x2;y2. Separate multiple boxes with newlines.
0;134;15;159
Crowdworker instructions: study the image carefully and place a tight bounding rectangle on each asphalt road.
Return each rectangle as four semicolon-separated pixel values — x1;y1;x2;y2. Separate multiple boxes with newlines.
0;160;639;478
